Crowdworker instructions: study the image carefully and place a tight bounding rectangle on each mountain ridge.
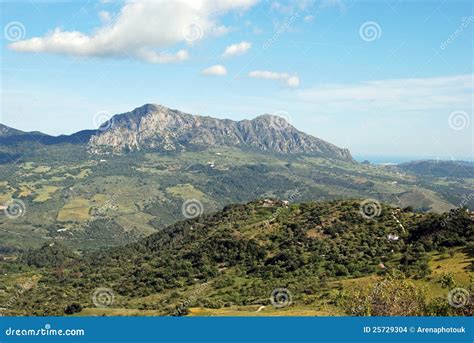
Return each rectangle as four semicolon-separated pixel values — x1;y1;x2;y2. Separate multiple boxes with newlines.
0;104;353;162
88;104;354;161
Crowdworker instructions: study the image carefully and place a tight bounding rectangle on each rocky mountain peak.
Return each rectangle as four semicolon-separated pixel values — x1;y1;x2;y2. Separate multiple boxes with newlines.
88;104;354;162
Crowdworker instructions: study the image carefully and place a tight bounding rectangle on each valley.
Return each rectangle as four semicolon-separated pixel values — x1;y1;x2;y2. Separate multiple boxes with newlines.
1;144;472;249
0;104;472;317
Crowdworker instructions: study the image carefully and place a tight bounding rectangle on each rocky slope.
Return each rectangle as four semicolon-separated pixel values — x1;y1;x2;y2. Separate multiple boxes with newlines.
88;104;354;161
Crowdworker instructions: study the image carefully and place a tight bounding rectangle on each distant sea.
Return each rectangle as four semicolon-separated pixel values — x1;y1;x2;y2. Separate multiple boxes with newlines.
353;155;474;165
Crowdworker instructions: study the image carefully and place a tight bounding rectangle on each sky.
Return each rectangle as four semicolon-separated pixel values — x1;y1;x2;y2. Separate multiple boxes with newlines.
0;0;472;160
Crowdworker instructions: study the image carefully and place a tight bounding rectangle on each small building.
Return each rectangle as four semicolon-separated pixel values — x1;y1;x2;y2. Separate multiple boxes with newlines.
470;211;474;220
387;234;399;241
262;199;275;207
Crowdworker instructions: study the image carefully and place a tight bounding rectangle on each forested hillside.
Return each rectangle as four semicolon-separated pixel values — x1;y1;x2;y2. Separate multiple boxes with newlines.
1;199;472;316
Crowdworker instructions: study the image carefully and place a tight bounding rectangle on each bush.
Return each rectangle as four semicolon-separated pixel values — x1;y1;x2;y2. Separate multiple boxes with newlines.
64;303;82;315
338;272;427;316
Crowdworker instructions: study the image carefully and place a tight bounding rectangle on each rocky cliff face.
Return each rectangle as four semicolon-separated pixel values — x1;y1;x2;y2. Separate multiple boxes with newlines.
88;104;354;162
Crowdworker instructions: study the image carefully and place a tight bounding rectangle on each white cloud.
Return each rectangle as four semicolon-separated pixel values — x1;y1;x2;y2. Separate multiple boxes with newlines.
201;64;227;76
296;74;472;112
222;41;251;57
9;0;257;63
98;11;112;24
248;70;300;88
303;15;315;22
137;49;189;64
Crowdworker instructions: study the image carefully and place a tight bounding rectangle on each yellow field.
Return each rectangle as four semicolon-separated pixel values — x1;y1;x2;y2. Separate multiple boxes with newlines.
0;181;15;205
166;183;206;200
428;251;472;284
335;249;473;301
76;308;161;316
33;185;59;202
20;162;35;170
417;250;474;299
73;304;340;317
188;305;341;316
57;198;91;222
32;165;51;173
18;185;34;197
75;169;91;179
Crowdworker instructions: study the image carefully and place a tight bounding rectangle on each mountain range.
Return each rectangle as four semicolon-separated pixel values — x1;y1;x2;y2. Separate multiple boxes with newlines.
0;104;353;162
0;103;473;318
0;104;473;250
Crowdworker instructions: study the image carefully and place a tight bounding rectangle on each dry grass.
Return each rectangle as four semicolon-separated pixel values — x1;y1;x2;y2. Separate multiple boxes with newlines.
188;305;340;316
57;198;91;222
166;183;206;200
75;308;162;316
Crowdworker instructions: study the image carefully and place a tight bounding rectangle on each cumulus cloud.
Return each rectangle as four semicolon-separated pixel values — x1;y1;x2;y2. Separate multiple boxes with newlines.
8;0;257;63
222;41;251;57
296;74;472;112
248;70;300;88
137;49;189;64
201;64;227;76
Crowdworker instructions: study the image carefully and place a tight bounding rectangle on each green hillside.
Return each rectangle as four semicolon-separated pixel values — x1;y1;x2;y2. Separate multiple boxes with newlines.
1;146;472;249
1;199;472;316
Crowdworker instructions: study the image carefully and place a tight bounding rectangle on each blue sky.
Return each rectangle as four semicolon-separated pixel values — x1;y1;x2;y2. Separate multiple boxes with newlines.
1;0;472;160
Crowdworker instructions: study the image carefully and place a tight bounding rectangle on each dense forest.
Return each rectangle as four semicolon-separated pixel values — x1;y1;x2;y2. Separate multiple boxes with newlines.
1;199;472;316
